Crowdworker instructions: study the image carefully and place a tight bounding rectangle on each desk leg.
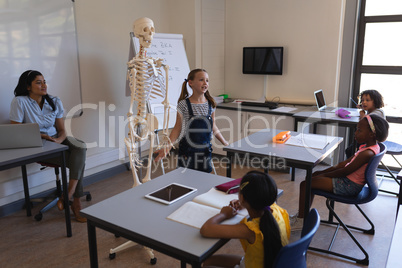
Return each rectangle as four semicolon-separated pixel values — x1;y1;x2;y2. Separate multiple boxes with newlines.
303;168;313;220
60;151;72;237
291;167;295;181
87;221;98;268
226;152;232;178
21;165;31;217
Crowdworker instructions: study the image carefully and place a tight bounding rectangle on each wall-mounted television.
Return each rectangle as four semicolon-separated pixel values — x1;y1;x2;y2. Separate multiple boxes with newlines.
242;47;283;75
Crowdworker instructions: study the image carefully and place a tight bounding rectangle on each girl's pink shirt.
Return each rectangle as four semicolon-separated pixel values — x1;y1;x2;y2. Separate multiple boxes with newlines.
346;144;380;185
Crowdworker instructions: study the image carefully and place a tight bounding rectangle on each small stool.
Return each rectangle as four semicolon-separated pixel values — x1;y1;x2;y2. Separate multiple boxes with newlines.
378;140;402;196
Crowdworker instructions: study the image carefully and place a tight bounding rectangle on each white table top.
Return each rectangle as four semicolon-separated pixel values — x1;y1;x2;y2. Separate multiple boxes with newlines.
224;129;343;168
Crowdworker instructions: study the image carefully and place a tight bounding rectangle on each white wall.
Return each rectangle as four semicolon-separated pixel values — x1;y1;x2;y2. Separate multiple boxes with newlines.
224;0;347;105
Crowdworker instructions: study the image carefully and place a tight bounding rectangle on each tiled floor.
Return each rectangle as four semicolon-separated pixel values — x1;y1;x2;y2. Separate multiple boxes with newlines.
0;158;399;268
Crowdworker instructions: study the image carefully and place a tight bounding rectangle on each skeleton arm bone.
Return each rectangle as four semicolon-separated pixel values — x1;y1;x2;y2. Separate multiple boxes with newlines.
127;62;137;116
157;63;174;154
154;112;182;162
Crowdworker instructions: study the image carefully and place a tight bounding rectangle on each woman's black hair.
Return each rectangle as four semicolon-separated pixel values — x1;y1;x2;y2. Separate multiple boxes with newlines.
359;89;384;109
366;114;389;142
240;171;283;268
14;70;56;111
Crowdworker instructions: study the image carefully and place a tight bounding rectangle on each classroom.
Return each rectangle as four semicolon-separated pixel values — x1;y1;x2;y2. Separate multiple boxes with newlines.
0;0;401;267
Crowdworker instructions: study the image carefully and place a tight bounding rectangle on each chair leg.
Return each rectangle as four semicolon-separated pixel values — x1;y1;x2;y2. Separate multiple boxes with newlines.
377;160;400;196
35;166;92;221
308;199;370;265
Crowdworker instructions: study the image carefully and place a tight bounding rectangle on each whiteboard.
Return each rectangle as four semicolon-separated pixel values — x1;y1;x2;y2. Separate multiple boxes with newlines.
125;32;190;129
0;0;82;124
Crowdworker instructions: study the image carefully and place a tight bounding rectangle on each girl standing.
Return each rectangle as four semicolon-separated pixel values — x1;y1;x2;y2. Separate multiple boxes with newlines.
10;70;87;223
155;68;228;173
200;171;290;268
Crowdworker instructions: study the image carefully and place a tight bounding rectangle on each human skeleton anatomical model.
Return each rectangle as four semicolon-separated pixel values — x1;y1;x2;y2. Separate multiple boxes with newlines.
125;17;172;187
112;17;172;264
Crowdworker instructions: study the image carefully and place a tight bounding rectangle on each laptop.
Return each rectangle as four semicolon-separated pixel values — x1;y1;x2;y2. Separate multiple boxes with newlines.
314;89;336;112
0;123;43;149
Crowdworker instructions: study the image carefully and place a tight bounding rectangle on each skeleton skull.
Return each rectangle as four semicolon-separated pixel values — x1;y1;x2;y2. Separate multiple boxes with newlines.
133;17;155;48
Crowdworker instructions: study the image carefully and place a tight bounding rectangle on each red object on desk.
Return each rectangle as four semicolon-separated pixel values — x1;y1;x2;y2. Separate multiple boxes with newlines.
215;178;242;194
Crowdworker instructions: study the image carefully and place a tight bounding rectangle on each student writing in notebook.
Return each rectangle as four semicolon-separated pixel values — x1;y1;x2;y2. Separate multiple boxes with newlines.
200;171;290;268
291;114;389;231
10;70;87;223
154;68;228;173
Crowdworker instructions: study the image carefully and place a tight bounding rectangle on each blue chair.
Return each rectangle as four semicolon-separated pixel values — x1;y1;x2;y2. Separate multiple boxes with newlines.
272;208;320;268
309;142;386;266
378;140;401;195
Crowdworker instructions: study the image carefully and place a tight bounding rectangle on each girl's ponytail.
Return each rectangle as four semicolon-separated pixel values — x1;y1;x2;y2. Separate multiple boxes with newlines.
178;79;189;103
260;208;283;268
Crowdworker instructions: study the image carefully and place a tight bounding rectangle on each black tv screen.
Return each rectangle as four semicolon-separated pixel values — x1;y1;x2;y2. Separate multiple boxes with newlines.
243;47;283;75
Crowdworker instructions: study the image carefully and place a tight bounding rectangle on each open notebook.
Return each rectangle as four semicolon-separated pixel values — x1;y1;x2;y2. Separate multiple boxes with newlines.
285;133;336;150
167;188;248;229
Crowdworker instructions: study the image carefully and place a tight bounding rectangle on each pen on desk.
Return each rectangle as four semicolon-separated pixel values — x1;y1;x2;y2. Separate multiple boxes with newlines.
350;97;359;107
226;185;240;194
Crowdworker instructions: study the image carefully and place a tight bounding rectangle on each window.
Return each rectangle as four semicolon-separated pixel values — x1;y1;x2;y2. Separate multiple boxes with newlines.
353;0;402;169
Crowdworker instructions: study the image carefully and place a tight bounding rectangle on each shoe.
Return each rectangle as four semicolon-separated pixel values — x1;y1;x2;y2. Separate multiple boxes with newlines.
290;215;304;232
56;197;64;211
70;203;87;223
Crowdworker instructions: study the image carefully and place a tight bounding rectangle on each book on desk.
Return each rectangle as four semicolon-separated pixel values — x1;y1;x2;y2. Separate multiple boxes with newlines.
167;188;248;229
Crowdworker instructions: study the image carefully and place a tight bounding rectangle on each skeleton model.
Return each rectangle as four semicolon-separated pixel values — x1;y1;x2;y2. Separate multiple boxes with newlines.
125;17;173;187
110;18;172;263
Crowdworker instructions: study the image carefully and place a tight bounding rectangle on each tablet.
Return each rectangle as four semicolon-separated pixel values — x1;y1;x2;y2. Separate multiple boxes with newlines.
145;183;197;205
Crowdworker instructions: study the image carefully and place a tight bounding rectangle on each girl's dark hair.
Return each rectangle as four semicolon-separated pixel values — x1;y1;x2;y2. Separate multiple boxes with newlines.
14;70;56;111
366;114;389;142
240;171;282;268
359;89;384;109
178;68;216;108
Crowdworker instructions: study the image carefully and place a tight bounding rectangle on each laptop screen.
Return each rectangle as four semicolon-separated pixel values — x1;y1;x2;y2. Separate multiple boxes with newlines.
314;89;326;111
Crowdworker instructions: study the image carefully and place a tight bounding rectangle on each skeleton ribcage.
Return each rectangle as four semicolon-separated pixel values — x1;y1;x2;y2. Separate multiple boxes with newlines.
130;60;166;119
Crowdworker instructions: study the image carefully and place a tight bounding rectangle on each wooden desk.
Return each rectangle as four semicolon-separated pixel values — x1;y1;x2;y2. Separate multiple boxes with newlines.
0;141;72;237
386;204;402;268
224;129;343;219
81;168;239;268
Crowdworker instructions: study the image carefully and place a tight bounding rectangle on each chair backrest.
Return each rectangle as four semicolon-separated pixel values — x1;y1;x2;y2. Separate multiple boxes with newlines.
355;142;386;203
272;209;320;268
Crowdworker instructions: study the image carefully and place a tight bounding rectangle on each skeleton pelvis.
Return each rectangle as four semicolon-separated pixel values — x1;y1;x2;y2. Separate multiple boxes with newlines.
129;113;159;139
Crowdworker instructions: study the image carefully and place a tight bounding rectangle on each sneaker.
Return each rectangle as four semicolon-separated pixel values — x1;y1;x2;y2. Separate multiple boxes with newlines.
290;216;304;232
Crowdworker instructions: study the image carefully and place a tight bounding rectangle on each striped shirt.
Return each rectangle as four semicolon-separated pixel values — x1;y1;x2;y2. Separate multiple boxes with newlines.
176;99;215;143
